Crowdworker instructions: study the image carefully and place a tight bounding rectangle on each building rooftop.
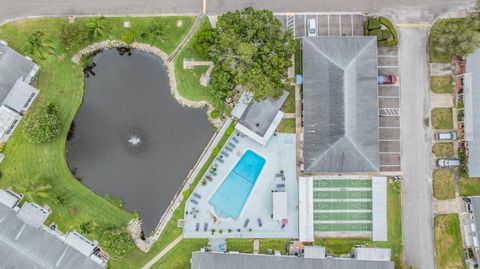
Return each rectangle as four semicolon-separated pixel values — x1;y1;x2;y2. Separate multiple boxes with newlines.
0;188;21;208
0;202;106;269
3;78;39;113
304;245;326;259
0;42;38;103
468;196;480;264
191;252;394;269
234;90;289;145
354;247;391;261
302;36;379;173
465;50;480;177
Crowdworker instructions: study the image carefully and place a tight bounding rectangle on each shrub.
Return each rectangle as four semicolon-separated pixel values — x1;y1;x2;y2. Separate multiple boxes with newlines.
367;18;381;30
59;23;89;51
0;142;6;152
100;226;133;258
225;124;235;136
23;103;62;144
121;30;135;44
379;16;398;40
212;146;221;157
210;110;220;119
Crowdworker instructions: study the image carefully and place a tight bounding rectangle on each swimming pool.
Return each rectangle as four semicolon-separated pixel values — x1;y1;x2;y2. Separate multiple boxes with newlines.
209;150;266;219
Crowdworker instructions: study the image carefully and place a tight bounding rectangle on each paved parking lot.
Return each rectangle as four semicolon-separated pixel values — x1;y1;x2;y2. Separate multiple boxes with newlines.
282;14;365;39
377;46;401;172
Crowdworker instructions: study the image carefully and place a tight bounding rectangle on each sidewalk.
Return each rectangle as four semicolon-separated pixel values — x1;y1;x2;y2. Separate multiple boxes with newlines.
141;235;184;269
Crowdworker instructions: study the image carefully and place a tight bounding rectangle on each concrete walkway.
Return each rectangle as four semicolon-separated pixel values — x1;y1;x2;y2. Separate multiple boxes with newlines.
433;197;464;215
430;63;453;76
141;234;184;269
284;113;295;119
430;92;453;108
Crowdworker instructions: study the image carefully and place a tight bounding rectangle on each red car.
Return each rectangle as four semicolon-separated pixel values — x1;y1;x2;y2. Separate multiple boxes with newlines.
377;75;397;85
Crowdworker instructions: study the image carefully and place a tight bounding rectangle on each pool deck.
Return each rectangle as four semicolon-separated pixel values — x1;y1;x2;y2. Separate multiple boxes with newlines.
184;132;298;238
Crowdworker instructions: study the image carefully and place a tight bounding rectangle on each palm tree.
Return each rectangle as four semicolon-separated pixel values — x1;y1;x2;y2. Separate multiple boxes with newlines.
28;31;54;60
86;17;111;40
431;19;480;57
141;21;171;45
79;220;97;234
17;180;52;201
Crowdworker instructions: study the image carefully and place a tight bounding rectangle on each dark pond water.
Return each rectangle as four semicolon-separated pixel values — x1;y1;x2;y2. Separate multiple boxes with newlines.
66;49;214;234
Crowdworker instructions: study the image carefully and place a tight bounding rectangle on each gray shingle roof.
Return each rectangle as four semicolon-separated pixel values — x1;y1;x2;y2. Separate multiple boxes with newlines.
191;252;395;269
0;42;38;103
238;90;289;137
465;50;480;177
3;78;39;113
469;196;480;265
302;37;380;173
0;203;105;269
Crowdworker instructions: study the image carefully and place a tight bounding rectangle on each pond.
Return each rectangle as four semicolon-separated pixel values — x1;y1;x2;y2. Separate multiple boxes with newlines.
66;49;214;234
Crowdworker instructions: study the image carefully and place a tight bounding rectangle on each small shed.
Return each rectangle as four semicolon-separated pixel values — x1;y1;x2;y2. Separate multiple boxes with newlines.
304;245;326;259
0;189;22;208
64;231;98;257
17;202;49;228
272;192;287;221
354;247;391;262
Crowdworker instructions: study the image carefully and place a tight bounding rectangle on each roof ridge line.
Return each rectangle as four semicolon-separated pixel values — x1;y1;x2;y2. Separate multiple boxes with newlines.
305;135;346;171
303;38;345;71
343;37;377;71
344;135;379;172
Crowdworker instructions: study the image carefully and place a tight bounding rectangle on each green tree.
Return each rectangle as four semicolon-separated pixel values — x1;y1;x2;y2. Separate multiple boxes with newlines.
430;18;480;58
17;180;52;201
141;21;171;45
79;220;97;235
86;17;111;40
23;102;62;144
28;31;54;60
59;23;89;50
199;7;296;101
100;226;133;258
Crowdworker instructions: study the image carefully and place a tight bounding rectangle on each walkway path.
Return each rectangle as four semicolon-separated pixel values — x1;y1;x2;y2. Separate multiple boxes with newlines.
141;234;184;269
167;15;204;62
433;198;464;215
430;92;453;108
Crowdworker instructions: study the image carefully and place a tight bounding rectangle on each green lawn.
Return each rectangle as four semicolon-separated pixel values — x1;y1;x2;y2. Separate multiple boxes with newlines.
314;182;404;269
432;142;454;157
173;17;225;112
281;86;296;113
227;239;290;254
459;176;480;197
429;19;465;64
430;76;453;94
0;16;212;267
277;118;296;133
431;108;453;130
433;169;456;200
434;214;465;269
150;239;208;269
73;16;195;55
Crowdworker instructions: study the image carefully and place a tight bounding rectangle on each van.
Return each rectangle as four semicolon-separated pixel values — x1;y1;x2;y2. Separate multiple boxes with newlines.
308;19;317;37
437;158;460;167
435;131;457;140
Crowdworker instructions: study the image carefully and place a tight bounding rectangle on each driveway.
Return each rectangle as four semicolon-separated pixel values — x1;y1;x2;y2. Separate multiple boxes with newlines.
399;27;435;269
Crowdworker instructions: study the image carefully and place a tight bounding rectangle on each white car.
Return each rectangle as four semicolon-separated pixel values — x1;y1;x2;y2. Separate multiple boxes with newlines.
437;158;460;167
435;131;457;140
308;19;317;37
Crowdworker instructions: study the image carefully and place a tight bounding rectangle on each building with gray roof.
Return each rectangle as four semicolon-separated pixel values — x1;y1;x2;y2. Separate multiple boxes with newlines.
191;251;394;269
464;50;480;177
464;197;480;266
0;41;39;143
233;90;289;145
0;189;108;269
301;36;379;173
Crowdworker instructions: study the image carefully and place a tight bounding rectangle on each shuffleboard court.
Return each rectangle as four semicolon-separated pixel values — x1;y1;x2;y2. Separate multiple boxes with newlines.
313;179;372;188
313;191;372;200
314;223;372;232
314;201;372;210
314;212;372;221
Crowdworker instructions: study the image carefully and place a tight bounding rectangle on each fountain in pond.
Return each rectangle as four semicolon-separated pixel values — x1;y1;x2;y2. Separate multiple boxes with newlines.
125;128;147;152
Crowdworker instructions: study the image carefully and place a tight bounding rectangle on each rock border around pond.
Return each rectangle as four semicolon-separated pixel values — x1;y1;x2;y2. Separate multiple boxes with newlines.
72;40;224;128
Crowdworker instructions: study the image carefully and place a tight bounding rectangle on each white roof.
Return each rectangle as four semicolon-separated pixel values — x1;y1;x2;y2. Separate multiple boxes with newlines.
3;78;38;113
272;192;288;220
231;92;253;119
304;246;326;259
64;231;97;257
298;177;314;242
17;202;49;228
235;111;284;146
0;189;21;208
354;248;391;262
371;177;387;241
0;105;20;138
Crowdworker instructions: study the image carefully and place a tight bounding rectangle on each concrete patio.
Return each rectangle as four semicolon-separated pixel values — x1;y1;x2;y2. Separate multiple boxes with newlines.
183;132;298;238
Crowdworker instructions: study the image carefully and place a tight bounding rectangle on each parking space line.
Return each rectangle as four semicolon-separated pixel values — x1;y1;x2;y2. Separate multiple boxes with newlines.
379;126;400;129
379;152;401;154
327;15;330;36
379;140;400;142
378;96;400;99
378;65;398;68
380;164;401;167
316;15;319;37
338;15;341;36
351;14;354;36
378;55;398;58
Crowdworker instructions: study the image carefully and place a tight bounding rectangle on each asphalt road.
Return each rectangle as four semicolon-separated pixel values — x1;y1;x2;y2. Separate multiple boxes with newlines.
399;27;434;269
0;0;475;24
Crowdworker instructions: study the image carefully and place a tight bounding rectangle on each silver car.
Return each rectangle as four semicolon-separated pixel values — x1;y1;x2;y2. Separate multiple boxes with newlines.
437;158;460;167
435;131;457;140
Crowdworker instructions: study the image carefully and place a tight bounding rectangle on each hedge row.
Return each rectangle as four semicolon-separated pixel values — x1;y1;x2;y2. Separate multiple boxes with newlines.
364;16;398;47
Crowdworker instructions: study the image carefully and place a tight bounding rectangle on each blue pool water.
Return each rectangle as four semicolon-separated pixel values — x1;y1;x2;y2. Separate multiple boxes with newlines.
209;150;266;219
